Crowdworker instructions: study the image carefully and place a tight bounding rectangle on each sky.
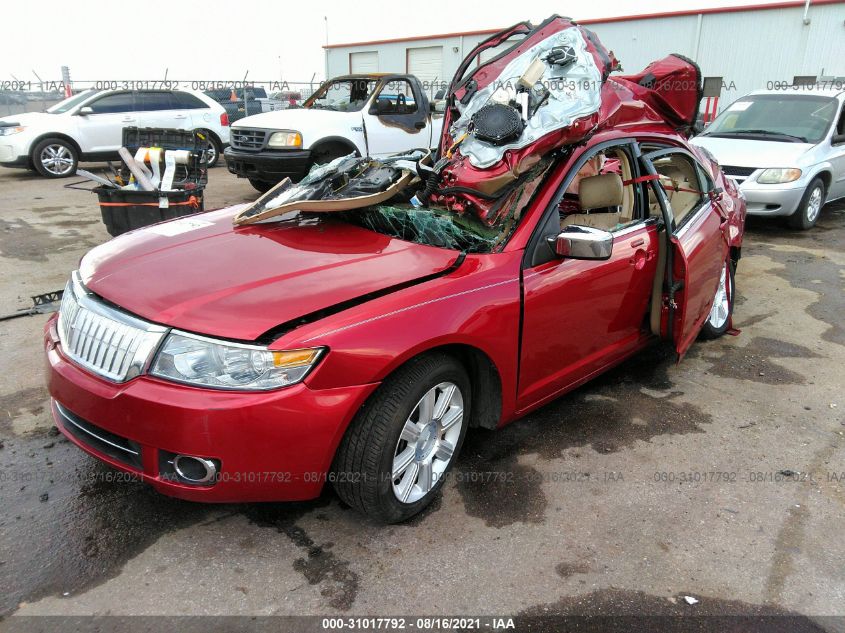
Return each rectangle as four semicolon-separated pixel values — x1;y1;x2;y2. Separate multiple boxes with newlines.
8;0;796;86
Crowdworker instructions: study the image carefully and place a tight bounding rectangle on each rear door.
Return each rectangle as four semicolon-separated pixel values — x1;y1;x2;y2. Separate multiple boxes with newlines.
172;90;217;129
641;148;729;358
135;91;191;131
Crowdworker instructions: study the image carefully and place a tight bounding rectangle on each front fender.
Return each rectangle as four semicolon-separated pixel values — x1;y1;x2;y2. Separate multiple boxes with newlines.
278;252;524;421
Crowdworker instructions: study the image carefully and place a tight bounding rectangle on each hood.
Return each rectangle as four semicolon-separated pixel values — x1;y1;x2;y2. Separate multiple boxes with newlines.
232;107;359;131
79;207;460;341
691;136;813;168
0;111;56;125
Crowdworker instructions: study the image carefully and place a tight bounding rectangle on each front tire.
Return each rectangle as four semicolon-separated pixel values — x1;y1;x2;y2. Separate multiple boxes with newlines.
332;353;470;523
32;137;78;178
248;178;274;193
699;258;735;339
787;178;824;230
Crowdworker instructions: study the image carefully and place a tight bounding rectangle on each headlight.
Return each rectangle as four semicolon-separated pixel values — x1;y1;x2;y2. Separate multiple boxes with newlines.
150;331;324;390
0;126;26;136
267;130;302;148
757;168;802;184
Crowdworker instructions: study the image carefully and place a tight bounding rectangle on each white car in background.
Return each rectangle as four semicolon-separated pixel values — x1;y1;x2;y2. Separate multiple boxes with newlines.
0;89;230;178
692;88;845;229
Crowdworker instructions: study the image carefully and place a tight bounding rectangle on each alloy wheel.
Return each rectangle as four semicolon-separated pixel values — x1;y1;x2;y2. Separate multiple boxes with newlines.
39;144;74;176
707;262;731;329
806;186;823;224
392;381;464;504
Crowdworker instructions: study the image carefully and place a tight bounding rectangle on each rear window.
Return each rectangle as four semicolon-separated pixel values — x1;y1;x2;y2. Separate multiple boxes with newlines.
136;91;175;111
173;91;208;109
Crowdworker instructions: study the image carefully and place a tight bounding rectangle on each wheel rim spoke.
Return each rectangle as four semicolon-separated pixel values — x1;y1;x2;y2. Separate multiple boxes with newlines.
432;384;456;420
417;389;436;422
440;407;462;432
392;446;415;479
417;460;433;493
397;462;419;502
399;419;420;443
434;440;454;462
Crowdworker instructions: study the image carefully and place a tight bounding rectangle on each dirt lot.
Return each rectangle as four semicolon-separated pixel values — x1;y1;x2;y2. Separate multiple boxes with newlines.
0;164;843;629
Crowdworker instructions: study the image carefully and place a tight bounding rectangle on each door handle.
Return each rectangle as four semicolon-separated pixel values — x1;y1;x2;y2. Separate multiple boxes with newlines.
630;238;645;247
629;249;649;270
173;114;187;119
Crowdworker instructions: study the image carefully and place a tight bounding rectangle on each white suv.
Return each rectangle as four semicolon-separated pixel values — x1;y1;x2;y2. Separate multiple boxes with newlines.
0;89;230;177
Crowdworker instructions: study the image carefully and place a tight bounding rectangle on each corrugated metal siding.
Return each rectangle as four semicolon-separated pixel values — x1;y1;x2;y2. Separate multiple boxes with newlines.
326;4;845;111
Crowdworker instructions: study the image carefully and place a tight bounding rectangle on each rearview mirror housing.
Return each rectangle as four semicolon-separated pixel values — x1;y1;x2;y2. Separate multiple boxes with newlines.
832;133;845;146
547;225;613;260
77;106;94;116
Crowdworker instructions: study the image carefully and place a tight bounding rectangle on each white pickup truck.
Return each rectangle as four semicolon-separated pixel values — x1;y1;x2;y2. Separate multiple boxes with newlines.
224;74;444;191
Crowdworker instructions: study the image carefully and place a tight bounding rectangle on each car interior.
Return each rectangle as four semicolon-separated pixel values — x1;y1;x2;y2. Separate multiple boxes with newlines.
557;147;639;233
648;154;705;226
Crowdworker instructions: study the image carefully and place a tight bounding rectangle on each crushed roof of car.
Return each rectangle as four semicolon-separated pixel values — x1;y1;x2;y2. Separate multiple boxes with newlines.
235;15;703;229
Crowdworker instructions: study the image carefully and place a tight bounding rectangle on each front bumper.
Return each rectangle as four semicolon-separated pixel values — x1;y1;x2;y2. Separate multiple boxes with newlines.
224;147;311;183
738;181;806;217
44;316;378;502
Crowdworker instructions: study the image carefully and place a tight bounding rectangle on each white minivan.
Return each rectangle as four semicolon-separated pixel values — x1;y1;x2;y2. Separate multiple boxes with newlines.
0;89;230;177
692;88;845;229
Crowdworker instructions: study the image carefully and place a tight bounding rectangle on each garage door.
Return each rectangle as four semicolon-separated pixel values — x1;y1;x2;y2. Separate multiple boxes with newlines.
350;51;379;74
407;46;443;94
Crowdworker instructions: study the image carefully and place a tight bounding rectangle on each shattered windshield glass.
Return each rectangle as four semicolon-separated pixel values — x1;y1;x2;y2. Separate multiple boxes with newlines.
341;205;499;252
338;155;554;253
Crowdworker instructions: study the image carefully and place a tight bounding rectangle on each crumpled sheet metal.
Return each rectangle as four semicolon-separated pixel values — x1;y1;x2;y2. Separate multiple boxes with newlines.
233;152;426;225
452;27;602;169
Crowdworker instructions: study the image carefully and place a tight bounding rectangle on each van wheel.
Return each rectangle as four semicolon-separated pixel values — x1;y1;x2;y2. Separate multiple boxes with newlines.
787;178;824;230
32;137;78;178
332;353;470;523
699;258;735;339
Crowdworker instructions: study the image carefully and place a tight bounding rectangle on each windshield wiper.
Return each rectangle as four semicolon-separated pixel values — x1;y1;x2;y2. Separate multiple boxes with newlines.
706;129;808;143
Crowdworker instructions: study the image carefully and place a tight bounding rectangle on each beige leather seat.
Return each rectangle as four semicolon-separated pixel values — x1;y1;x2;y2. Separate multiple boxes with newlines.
560;173;624;231
654;161;701;224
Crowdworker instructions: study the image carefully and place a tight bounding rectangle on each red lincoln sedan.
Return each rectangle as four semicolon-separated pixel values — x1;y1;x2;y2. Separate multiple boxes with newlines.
45;16;745;522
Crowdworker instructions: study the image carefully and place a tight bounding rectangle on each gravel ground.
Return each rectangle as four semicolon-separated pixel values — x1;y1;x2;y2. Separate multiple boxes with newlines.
0;163;843;630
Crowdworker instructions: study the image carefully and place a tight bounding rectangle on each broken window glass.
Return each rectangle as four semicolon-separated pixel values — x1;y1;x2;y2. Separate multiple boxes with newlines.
340;205;500;253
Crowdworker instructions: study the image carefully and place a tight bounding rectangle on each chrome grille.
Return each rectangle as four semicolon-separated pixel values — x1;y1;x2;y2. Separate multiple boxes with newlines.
231;128;268;150
57;273;167;382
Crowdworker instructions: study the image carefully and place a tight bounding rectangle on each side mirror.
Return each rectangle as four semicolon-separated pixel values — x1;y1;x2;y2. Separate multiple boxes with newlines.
434;89;446;100
77;106;94;116
832;133;845;145
547;225;613;260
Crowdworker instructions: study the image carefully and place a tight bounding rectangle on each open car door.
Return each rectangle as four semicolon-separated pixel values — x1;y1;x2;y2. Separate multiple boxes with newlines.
641;148;729;359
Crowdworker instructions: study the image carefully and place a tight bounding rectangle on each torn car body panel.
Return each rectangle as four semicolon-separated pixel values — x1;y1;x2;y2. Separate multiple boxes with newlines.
431;16;702;226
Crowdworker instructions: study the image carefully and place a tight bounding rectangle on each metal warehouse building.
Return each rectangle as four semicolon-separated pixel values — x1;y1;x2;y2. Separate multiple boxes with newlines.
324;0;845;110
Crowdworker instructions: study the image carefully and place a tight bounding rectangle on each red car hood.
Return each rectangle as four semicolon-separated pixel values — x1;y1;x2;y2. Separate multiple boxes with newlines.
79;207;459;341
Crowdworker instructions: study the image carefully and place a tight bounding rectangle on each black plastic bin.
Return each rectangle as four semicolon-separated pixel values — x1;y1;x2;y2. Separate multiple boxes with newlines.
96;186;205;237
121;127;209;187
